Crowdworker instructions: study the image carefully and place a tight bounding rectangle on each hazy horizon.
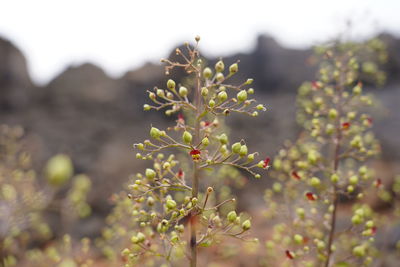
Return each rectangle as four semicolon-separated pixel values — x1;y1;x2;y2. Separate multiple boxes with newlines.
1;0;399;85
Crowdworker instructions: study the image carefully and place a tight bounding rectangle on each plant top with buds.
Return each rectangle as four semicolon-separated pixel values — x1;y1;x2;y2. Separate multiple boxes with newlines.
263;38;387;267
120;36;268;267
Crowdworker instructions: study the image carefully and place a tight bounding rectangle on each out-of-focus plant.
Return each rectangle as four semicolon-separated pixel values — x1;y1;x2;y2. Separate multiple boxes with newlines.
263;38;387;267
100;36;269;267
0;125;92;266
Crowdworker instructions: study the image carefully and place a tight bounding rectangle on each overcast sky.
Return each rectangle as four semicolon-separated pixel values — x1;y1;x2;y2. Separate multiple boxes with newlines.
1;0;399;85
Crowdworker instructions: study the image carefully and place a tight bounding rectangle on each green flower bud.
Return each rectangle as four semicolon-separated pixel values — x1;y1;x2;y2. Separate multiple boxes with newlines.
254;174;261;179
179;86;188;97
216;73;224;82
209;99;215;108
166;92;174;99
232;142;241;153
201;87;208;97
150;127;161;139
349;175;359;185
167;79;176;90
247;153;255;161
331;173;339;183
273;182;282;193
229;63;238;74
310;177;321;187
227;211;237;222
203;67;212;78
294;234;303;244
352;214;363;225
145;168;156;179
215;60;225;72
166;199;177;209
328;108;338;119
352;245;366;257
237;90;248;102
149;92;156;100
45;154;74;186
307;150;319;165
256;104;265;111
218;91;228;102
143;104;151;111
326;124;335;135
218;134;228;144
248;88;254;94
182;131;193;144
296;208;305;219
202;137;209;147
147;197;155;206
157;89;165;97
242;220;251;231
239;145;248;157
245;78;254;85
366;220;374;228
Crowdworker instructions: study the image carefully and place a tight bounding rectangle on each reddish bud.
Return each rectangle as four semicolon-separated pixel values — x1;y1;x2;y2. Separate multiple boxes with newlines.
342;122;350;130
291;171;301;180
285;250;295;260
263;157;271;169
374;178;382;188
178;114;185;124
311;81;321;90
305;192;317;201
177;169;184;179
204;121;211;127
367;117;373;125
371;226;377;235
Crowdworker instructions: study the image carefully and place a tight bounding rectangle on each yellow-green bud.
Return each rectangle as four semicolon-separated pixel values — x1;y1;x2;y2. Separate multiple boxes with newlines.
237;90;247;102
45;154;74;186
166;199;177;209
157;89;165;97
167;79;176;90
296;208;305;219
328;108;338;119
331;173;339;183
366;220;374;228
145;168;156;179
239;145;248;157
353;84;362;95
150;127;161;139
247;153;255;161
256;104;265;111
202;137;209;147
245;78;254;85
352;214;363;225
310;177;321;187
294;234;303;244
209;99;215;108
216;73;224;82
349;175;359;185
215;60;225;72
203;67;212;78
201;87;208;97
242;220;251;230
218;91;228;102
149;92;156;100
273;182;282;193
218;134;228;144
179;86;188;97
147;197;155;206
182;131;192;144
227;211;237;222
143;104;151;111
232;142;242;154
352;245;366;257
229;63;238;74
248;88;254;94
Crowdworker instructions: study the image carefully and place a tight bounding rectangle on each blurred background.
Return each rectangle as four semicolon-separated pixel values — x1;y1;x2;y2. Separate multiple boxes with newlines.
1;0;400;261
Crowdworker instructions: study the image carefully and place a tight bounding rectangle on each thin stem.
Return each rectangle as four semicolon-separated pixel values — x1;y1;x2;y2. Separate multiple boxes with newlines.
190;68;202;267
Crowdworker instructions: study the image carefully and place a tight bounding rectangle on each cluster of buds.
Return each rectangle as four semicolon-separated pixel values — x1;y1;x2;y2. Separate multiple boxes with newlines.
263;38;387;266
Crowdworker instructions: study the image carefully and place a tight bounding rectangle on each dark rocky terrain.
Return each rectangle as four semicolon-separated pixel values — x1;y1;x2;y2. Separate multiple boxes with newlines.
1;33;399;229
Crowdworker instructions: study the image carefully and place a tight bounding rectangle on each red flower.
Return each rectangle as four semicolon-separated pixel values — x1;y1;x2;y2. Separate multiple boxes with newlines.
371;226;377;235
204;121;211;127
177;169;184;179
263;157;270;169
342;122;350;130
305;192;317;201
285;250;295;260
367;117;373;125
311;81;321;90
291;171;301;180
190;149;201;161
374;178;382;188
178;114;185;124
